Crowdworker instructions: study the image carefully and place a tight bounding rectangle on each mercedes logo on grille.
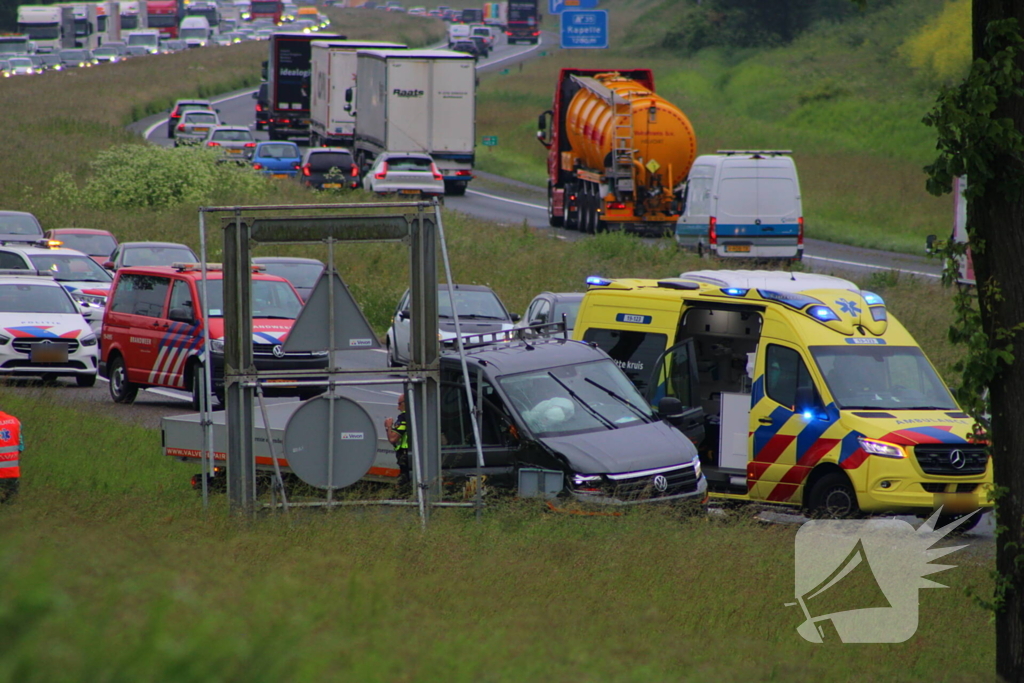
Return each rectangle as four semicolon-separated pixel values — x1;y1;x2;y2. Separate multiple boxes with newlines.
272;344;285;358
949;449;966;470
653;475;668;492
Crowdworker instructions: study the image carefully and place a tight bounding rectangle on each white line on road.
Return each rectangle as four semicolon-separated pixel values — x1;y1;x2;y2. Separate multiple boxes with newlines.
466;189;545;211
802;254;939;279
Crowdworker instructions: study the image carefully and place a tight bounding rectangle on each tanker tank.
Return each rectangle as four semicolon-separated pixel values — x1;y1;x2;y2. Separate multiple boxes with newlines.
564;72;697;192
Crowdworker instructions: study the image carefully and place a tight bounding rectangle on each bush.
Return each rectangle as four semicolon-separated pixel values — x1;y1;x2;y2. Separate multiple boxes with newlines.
78;144;269;210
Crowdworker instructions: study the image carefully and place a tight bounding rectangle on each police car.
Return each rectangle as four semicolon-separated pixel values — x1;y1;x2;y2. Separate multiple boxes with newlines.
0;270;100;387
0;243;113;331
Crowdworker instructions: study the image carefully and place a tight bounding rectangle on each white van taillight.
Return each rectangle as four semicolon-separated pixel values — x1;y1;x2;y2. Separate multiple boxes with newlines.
709;216;717;245
798;216;804;244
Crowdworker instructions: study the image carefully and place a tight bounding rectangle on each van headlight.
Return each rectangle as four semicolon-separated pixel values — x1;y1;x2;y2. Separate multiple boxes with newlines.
858;437;906;459
209;338;225;353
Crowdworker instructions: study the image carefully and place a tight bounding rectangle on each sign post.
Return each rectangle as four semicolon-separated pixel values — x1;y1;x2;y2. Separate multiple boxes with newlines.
559;9;608;49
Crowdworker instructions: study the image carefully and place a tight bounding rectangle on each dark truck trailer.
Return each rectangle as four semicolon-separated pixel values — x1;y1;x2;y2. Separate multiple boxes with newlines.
506;0;539;44
266;31;345;141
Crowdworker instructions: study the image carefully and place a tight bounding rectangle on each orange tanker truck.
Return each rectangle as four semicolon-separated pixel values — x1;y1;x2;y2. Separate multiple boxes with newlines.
536;69;697;235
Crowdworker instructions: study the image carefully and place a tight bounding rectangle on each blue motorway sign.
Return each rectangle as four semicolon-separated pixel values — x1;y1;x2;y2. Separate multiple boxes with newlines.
560;9;608;49
549;0;598;14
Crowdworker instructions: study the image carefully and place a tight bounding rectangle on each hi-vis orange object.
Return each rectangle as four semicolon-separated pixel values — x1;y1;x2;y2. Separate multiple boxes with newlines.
0;411;23;481
537;69;697;236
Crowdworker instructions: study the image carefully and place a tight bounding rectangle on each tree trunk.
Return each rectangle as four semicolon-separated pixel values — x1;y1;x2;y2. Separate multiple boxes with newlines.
973;3;1024;680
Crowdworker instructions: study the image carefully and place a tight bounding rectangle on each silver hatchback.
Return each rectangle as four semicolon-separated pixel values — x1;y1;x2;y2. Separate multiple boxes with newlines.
202;125;256;160
174;110;222;146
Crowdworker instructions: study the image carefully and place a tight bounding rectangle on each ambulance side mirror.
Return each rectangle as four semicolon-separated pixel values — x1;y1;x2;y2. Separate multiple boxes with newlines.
795;385;822;419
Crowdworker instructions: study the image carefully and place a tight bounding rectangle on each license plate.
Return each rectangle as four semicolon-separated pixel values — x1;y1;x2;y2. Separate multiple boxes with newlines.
401;189;420;194
228;148;242;154
195;127;208;132
725;245;751;253
273;174;288;179
31;342;68;363
323;183;341;189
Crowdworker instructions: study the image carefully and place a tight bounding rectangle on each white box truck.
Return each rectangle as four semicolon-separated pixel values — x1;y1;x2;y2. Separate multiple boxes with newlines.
119;0;146;30
351;49;476;195
17;5;76;53
96;1;122;46
308;40;406;148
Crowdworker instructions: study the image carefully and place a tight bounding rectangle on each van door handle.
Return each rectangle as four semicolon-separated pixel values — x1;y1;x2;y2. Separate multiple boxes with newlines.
758;417;774;425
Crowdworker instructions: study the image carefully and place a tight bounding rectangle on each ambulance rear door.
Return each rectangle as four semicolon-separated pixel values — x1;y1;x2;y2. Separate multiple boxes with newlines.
645;339;704;446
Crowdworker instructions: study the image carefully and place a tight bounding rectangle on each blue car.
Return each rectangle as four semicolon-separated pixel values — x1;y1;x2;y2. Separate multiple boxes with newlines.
251;141;302;177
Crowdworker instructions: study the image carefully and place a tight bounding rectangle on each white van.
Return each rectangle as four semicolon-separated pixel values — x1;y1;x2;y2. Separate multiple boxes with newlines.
447;22;470;47
178;15;211;47
675;151;803;261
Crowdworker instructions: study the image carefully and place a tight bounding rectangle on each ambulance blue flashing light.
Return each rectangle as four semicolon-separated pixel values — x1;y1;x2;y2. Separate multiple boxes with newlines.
807;305;840;322
862;291;884;306
802;410;815;420
722;287;749;297
758;289;822;310
586;276;612;286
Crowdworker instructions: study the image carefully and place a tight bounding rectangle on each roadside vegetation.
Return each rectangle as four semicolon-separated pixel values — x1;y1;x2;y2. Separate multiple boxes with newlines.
475;0;970;253
0;3;994;678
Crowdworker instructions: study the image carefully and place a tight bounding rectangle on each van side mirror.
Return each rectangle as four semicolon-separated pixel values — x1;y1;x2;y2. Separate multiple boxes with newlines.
794;385;820;417
398;310;409;321
103;260;115;270
509;313;520;322
345;87;353;103
925;234;937;254
657;396;685;427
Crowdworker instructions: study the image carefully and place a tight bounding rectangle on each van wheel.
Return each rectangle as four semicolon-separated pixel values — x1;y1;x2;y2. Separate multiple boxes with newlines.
76;373;97;388
809;472;859;518
108;356;138;404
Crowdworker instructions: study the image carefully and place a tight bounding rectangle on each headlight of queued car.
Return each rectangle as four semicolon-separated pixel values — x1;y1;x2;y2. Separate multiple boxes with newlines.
209;338;225;354
80;333;98;347
73;292;107;308
0;333;9;346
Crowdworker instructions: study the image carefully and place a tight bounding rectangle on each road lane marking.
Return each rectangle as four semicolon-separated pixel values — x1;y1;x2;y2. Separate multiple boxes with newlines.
802;254;939;279
466;189;545;211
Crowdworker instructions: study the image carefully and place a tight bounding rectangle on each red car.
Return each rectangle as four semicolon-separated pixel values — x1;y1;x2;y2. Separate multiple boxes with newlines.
43;228;118;265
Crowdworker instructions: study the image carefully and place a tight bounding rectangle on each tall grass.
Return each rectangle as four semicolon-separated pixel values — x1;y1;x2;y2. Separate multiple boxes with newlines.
0;389;997;682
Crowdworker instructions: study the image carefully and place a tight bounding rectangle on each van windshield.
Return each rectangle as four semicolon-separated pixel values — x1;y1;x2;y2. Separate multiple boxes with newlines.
200;279;302;319
499;359;654;437
811;345;957;410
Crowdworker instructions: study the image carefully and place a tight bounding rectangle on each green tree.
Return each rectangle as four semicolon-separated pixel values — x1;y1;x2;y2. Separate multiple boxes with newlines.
924;2;1024;679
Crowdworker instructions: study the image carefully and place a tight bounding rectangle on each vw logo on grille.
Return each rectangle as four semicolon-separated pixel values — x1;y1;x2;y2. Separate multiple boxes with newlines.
949;449;966;469
272;344;285;358
653;475;668;492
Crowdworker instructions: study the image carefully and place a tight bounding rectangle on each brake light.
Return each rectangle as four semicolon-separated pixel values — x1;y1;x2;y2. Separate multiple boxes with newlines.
608;202;626;210
798;216;804;244
504;30;510;35
455;169;472;177
709;216;717;245
244;142;256;148
253;162;263;170
374;161;388;180
293;163;301;171
350;165;359;177
177;123;185;132
431;163;443;181
207;141;220;147
302;164;311;177
255;103;263;112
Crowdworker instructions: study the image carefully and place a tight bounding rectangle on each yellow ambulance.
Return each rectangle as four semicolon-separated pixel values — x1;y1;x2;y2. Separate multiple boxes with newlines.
573;270;992;526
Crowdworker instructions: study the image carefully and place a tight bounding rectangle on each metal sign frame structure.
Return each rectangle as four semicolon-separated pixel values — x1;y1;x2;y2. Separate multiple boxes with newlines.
195;200;446;523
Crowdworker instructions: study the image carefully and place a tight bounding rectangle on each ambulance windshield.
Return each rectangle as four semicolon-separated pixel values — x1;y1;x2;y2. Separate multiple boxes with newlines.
811;345;957;410
200;279;302;319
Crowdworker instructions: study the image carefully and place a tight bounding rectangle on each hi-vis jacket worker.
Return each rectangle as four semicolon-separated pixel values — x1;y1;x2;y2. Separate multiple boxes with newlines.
0;410;22;501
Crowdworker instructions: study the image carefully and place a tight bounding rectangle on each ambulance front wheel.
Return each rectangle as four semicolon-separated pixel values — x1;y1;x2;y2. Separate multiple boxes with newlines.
808;472;860;518
108;355;138;404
